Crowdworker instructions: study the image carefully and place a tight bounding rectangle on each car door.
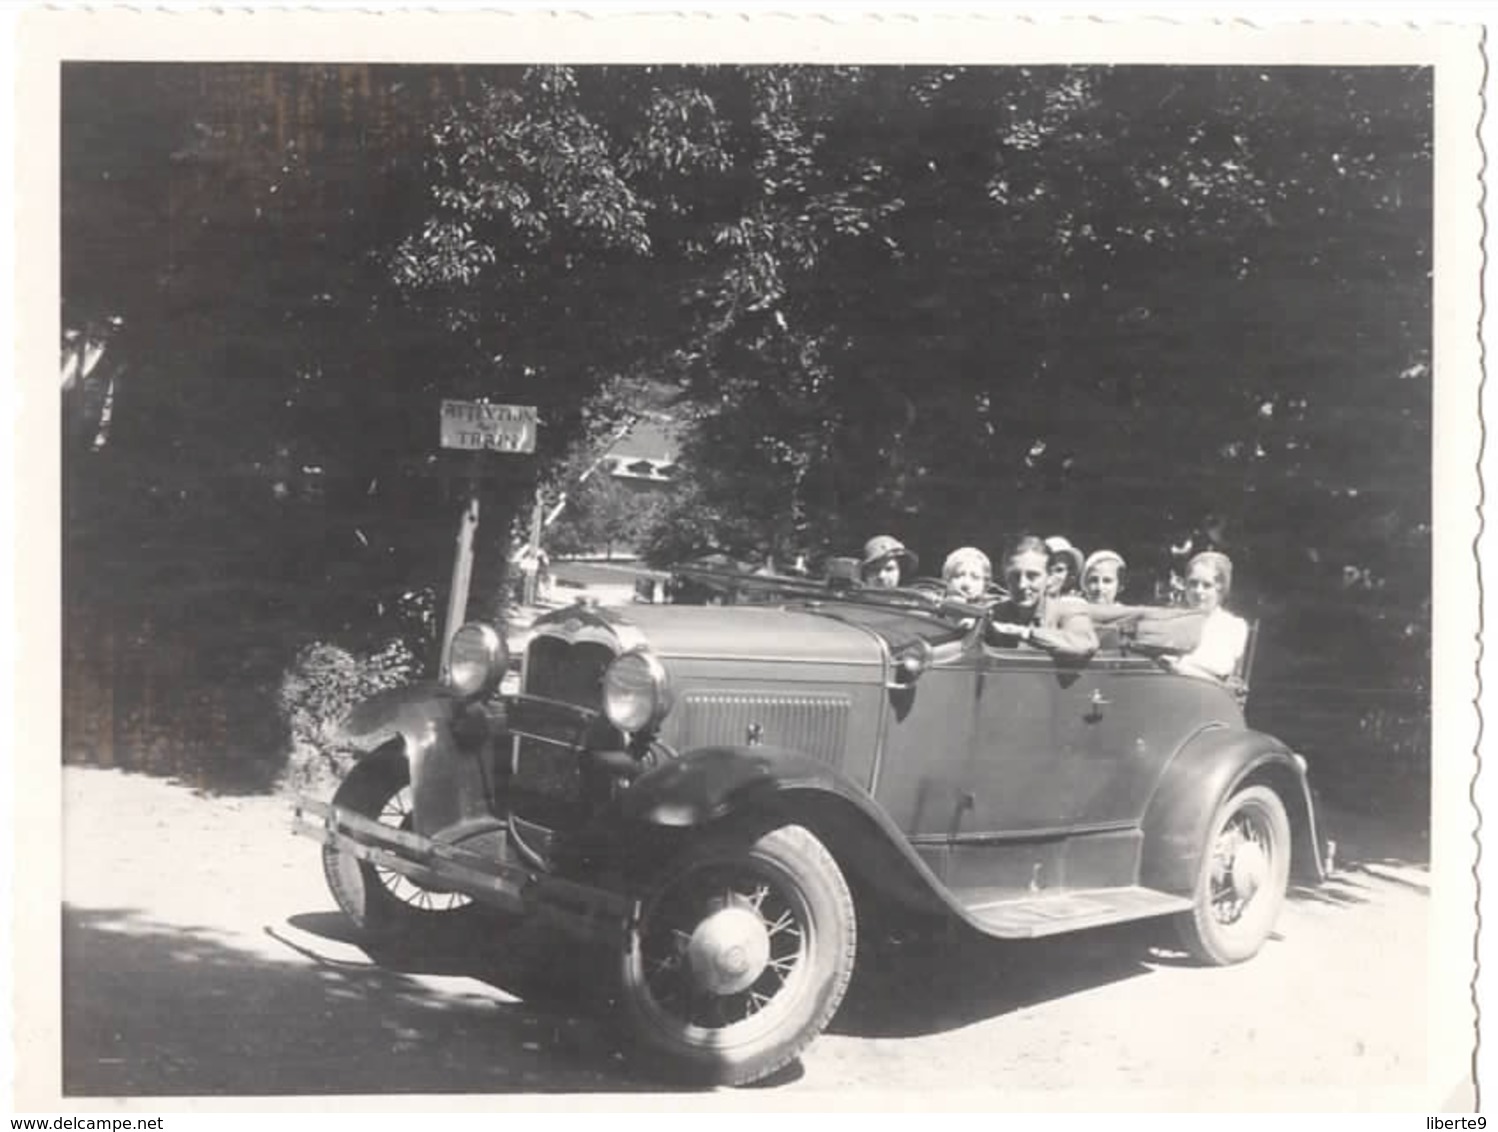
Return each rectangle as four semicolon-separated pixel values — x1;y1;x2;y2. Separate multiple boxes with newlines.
1055;651;1246;829
870;640;981;849
961;643;1077;835
922;640;1077;897
872;634;1069;894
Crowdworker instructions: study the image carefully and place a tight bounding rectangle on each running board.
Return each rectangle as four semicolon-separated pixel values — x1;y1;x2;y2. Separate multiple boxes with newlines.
959;885;1193;939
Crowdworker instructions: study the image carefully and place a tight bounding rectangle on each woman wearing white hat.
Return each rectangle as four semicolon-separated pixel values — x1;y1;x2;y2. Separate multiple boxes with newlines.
1043;535;1084;599
1082;549;1126;606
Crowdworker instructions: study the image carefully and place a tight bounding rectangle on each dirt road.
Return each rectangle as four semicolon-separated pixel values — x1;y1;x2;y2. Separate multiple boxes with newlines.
59;765;1438;1106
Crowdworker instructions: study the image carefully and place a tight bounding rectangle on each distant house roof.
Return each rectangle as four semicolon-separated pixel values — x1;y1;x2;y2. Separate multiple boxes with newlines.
603;414;680;483
609;455;676;482
609;417;679;461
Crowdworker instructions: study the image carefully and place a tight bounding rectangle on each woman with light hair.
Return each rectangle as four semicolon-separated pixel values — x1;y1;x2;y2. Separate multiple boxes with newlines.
942;546;993;603
1082;549;1126;606
1162;550;1249;681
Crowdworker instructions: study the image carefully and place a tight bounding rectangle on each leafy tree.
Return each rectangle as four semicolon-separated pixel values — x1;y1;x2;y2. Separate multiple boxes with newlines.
544;474;659;559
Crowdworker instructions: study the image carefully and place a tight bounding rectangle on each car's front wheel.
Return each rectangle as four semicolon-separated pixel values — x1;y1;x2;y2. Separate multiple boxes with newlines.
321;745;479;938
619;822;856;1086
1175;784;1291;965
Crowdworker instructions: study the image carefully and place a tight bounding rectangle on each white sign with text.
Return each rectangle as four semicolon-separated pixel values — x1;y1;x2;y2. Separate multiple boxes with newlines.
439;400;538;453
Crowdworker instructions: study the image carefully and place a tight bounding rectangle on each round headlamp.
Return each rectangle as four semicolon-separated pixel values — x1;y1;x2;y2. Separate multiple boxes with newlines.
447;622;507;698
602;650;671;733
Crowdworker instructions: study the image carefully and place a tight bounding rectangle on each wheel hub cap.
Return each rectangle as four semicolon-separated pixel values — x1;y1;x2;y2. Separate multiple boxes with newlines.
685;905;772;996
1230;840;1268;902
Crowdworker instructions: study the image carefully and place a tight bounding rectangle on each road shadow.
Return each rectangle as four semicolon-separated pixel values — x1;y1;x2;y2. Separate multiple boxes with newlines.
62;904;664;1097
831;917;1162;1039
283;909;625;1015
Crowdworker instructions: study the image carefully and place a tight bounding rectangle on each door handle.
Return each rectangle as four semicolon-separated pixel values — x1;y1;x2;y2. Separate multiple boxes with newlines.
1086;688;1110;721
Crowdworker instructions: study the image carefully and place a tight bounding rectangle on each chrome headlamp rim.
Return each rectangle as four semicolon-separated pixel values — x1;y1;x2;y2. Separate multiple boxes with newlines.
446;622;507;698
602;648;672;734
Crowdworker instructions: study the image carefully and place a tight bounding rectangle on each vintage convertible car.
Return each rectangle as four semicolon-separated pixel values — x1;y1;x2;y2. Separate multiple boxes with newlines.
293;573;1324;1086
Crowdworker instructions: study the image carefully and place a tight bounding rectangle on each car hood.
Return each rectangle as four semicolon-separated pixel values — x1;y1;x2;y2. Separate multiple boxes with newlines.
531;602;887;667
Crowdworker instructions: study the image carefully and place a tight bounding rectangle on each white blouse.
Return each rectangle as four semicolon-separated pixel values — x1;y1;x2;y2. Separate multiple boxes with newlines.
1186;607;1249;680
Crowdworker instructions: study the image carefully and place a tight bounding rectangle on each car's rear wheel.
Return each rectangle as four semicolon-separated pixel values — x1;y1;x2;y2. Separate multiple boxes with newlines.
1175;784;1291;965
321;745;478;938
619;822;856;1086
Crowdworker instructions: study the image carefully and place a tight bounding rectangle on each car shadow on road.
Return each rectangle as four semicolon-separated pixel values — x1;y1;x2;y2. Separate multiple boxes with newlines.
830;918;1164;1040
62;903;662;1097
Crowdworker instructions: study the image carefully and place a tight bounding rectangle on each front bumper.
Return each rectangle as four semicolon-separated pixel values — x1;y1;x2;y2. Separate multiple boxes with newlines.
292;794;632;943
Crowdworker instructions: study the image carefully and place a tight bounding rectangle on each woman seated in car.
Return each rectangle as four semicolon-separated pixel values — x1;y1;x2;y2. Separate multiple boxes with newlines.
986;535;1099;660
938;546;994;629
859;535;917;589
942;546;993;603
1044;535;1085;599
1082;549;1126;606
1161;550;1249;681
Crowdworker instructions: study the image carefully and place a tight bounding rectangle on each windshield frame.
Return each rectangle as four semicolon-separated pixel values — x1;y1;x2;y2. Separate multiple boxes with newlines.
664;563;988;645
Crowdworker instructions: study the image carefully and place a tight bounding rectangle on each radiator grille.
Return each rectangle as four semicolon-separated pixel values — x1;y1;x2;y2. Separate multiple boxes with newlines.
515;636;619;807
524;637;616;710
678;692;850;767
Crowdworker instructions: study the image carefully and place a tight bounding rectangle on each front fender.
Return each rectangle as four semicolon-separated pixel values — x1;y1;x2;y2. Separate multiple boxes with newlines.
336;680;456;755
616;745;962;920
333;681;491;837
1141;726;1324;896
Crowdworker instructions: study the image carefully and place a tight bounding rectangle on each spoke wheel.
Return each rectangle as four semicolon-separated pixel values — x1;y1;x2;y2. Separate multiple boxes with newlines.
620;823;856;1086
321;745;477;938
1175;784;1291;965
367;783;474;914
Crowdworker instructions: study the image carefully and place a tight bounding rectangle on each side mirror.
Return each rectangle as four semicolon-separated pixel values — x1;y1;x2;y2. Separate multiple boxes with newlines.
885;639;934;689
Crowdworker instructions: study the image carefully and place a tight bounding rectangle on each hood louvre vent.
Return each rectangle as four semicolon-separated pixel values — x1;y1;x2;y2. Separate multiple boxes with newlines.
677;692;851;768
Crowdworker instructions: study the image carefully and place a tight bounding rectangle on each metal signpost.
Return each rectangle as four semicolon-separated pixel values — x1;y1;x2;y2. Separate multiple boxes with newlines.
438;401;538;679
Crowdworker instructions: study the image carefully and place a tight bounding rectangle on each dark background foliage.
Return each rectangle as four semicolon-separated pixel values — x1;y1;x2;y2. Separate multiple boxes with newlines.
60;63;1430;809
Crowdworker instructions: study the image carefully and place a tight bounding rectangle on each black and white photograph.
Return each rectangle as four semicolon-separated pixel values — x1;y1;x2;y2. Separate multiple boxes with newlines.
11;4;1485;1113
